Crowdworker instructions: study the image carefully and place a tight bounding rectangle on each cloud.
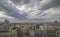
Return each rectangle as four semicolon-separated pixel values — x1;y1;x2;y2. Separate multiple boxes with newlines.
15;0;60;22
26;7;60;22
10;0;41;5
10;0;30;5
40;0;60;10
10;0;22;5
0;11;15;19
0;0;27;20
0;0;60;22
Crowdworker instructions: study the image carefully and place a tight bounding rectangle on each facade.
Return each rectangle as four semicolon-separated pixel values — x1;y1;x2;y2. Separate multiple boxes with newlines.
0;31;10;37
0;30;17;37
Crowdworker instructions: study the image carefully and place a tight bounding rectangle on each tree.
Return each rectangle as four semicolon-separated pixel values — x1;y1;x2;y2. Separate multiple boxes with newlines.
54;21;57;23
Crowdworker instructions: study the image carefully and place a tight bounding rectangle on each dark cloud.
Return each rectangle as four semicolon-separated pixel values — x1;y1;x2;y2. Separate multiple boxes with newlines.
10;0;41;5
0;7;3;11
0;0;27;20
0;0;60;22
40;0;60;10
37;0;60;16
10;0;60;10
24;0;30;4
10;0;22;5
10;0;30;5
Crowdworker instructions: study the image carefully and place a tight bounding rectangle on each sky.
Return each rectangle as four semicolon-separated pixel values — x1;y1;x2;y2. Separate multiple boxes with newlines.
0;0;60;22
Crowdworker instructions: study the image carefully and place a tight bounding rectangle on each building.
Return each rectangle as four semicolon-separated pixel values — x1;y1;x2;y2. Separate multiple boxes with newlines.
0;19;60;37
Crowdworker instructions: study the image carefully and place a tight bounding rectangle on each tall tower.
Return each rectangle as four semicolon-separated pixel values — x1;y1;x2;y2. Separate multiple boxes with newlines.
4;19;9;24
3;19;10;28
